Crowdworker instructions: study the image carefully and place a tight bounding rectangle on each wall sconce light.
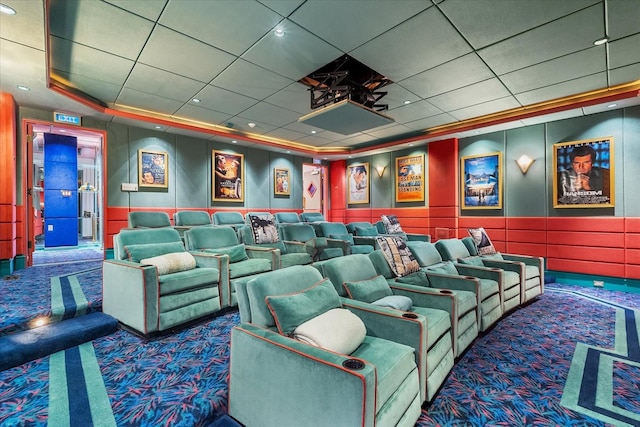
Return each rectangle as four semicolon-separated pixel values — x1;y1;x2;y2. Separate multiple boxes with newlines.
515;154;535;174
375;165;386;178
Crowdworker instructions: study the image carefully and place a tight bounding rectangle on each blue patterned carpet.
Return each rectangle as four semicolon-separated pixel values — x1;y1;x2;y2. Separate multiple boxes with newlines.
1;263;639;426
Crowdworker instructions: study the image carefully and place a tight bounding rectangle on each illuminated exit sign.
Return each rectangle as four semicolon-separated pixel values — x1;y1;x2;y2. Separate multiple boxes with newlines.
54;112;81;125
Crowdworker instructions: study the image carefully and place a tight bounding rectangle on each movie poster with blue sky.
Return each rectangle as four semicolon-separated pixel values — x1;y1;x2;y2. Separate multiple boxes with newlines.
461;152;502;209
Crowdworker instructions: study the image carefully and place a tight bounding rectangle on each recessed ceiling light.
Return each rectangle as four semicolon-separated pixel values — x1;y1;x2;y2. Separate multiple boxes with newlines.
192;98;201;103
232;140;237;144
403;100;411;105
274;29;285;37
248;122;256;128
408;143;414;147
593;37;608;46
607;103;617;108
154;125;162;129
17;85;30;91
311;130;316;134
0;4;17;15
286;150;291;153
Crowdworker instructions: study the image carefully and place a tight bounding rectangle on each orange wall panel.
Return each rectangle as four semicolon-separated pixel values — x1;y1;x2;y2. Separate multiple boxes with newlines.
625;264;640;280
547;231;625;247
428;138;458;208
507;217;547;230
547;217;625;233
547;258;625;277
625;218;640;233
547;245;624;263
625;234;640;250
506;230;547;245
505;242;546;258
626;249;640;265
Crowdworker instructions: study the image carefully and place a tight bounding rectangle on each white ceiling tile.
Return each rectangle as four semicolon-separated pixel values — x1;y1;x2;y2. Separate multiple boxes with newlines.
399;53;496;98
52;71;123;104
191;85;259;116
607;0;640;40
515;73;608;106
159;0;283;56
258;0;305;17
609;62;640;87
351;7;472;81
104;0;168;21
116;88;185;115
609;34;640;69
499;46;606;94
173;104;234;127
478;4;604;75
380;84;423;110
439;0;599;49
364;124;415;139
263;127;308;141
449;96;522;121
388;100;443;124
139;26;236;83
125;64;206;102
210;59;294;100
428;78;511;112
237;102;302;127
402;113;458;131
289;1;429;52
0;0;45;50
263;82;314;115
241;19;343;80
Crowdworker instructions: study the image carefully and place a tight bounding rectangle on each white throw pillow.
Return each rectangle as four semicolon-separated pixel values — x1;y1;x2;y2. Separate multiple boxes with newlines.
293;308;366;355
140;252;196;275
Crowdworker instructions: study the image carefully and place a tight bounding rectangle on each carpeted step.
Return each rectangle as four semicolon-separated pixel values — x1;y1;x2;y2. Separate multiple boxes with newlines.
0;312;118;371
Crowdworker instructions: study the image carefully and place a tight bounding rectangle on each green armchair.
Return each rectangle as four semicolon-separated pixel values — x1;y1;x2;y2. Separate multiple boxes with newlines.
318;254;454;403
462;236;544;304
317;222;373;254
367;245;479;358
435;238;523;314
279;223;346;261
407;241;503;332
184;226;276;307
240;213;313;269
173;210;212;238
230;266;422;427
103;228;229;336
128;211;172;228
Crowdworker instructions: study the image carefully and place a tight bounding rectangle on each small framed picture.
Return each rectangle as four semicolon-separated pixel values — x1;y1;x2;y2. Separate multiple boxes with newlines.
274;168;290;196
213;151;244;202
138;149;168;188
553;137;614;208
395;154;425;203
347;163;369;204
461;152;502;209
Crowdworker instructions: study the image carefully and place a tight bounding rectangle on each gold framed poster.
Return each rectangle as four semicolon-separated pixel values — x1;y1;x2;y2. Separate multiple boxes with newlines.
274;167;290;196
395;154;424;202
213;151;244;202
553;137;614;208
138;149;168;188
461;152;502;210
347;163;369;204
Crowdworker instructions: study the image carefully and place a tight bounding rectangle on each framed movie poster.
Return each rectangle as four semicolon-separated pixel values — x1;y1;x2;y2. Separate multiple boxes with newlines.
138;149;168;188
461;152;502;210
347;163;369;204
213;151;244;202
553;137;614;208
395;154;425;202
274;168;290;196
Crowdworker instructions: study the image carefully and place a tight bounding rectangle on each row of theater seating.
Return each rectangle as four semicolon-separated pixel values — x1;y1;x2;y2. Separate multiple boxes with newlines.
104;211;543;425
228;238;545;426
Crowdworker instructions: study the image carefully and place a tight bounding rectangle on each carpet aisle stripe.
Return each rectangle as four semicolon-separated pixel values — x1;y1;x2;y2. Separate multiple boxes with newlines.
48;343;116;427
557;287;640;427
51;269;98;322
69;275;89;318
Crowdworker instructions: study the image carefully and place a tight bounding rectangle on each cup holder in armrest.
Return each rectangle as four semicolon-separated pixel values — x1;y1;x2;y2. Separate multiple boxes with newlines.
342;358;365;370
402;312;418;319
439;289;453;294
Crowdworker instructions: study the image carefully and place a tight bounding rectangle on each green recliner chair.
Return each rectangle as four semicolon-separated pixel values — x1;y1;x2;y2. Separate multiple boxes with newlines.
273;211;301;225
318;254;454;403
461;236;544;304
128;211;172;228
435;238;523;314
279;223;346;261
240;213;313;269
367;240;479;358
230;266;422;427
407;240;503;332
375;214;431;242
299;212;326;223
104;227;229;336
184;226;277;307
316;222;374;255
173;210;212;238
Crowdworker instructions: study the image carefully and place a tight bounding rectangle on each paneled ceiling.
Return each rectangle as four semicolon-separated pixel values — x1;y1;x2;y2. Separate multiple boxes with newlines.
1;0;639;158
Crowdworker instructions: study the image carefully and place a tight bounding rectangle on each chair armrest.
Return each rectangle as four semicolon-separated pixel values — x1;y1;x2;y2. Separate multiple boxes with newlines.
326;238;349;255
353;236;377;247
453;263;504;282
500;253;544;269
481;259;525;275
245;245;279;270
389;282;457;316
191;252;231;307
102;260;160;334
283;240;308;253
229;324;377;427
423;271;480;295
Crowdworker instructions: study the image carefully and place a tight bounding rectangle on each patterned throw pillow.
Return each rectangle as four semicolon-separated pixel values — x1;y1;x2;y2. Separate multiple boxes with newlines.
468;227;497;255
249;213;280;244
381;215;404;234
376;236;420;277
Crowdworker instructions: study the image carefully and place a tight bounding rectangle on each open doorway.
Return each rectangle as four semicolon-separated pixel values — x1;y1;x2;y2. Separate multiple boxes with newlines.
302;163;327;219
27;122;105;265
